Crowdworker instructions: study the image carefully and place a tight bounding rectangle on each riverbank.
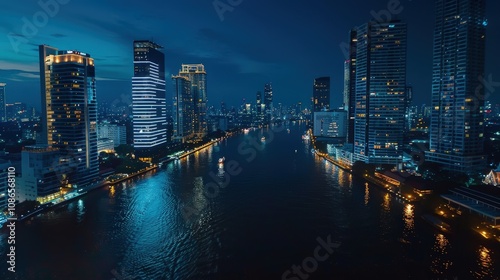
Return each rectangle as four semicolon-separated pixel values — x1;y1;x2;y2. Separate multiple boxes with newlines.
6;135;230;228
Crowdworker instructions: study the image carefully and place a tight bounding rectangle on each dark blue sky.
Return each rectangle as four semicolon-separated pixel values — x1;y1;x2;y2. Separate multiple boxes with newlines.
1;0;499;110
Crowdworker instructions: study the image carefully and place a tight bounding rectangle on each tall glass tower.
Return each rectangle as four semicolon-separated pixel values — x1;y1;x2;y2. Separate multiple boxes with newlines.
179;64;207;139
38;45;98;187
264;83;273;124
312;77;330;112
344;29;357;146
353;20;407;165
172;75;194;143
426;0;487;174
132;40;167;150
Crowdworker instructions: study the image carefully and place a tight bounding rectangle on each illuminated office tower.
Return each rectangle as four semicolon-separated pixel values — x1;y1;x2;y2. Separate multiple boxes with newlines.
132;40;167;150
264;83;273;123
172;75;194;142
353;20;407;165
312;77;330;112
426;0;487;174
0;83;6;122
38;45;98;187
179;64;207;139
344;29;357;145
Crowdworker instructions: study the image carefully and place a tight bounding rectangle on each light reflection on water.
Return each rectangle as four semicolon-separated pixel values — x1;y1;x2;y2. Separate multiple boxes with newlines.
471;245;498;279
430;233;453;275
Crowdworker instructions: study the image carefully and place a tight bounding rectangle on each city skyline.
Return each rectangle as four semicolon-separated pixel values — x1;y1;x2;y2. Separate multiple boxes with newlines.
1;0;500;111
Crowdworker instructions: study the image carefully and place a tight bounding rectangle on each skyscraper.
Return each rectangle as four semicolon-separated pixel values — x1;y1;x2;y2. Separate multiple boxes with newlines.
344;29;357;145
172;75;194;143
264;83;273;124
256;91;264;125
426;0;487;174
0;83;6;122
179;64;207;139
312;77;330;112
132;40;167;151
353;20;407;165
38;45;98;187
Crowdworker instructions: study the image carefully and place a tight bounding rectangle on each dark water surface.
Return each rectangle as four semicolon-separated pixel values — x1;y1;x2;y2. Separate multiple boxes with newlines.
1;122;499;279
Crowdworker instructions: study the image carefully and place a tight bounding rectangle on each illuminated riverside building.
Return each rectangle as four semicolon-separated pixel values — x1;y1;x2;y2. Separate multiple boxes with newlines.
179;64;207;139
313;77;330;112
38;45;98;187
425;0;487;174
132;40;167;150
353;20;407;166
0;83;6;122
17;146;62;204
0;159;10;210
172;75;194;142
344;29;357;145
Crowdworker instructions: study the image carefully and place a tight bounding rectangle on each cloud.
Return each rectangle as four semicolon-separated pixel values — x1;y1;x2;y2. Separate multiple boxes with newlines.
17;72;39;79
0;60;38;72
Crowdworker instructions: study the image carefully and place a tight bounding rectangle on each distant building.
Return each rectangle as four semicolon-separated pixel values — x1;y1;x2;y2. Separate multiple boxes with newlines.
426;0;487;174
179;64;207;139
17;146;62;204
0;83;6;122
353;20;407;166
98;122;126;147
38;45;99;187
313;110;347;140
313;77;330;112
132;40;167;150
264;83;273;123
0;159;10;210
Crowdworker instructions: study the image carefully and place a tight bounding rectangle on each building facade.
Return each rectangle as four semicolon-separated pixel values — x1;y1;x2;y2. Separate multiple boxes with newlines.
132;40;167;150
344;29;357;145
313;77;331;112
426;0;487;174
172;75;194;143
38;45;99;187
0;83;6;122
313;110;347;139
179;64;207;139
353;20;407;165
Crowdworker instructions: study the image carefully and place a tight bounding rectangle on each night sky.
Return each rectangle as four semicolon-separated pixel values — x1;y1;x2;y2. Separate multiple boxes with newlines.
1;0;499;111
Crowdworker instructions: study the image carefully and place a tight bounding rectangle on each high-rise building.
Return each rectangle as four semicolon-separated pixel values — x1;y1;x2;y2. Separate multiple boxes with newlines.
312;77;330;112
353;20;407;165
264;83;273;123
38;45;98;187
0;83;6;122
172;75;194;143
405;86;413;132
426;0;487;174
256;91;264;125
179;64;207;139
132;40;167;150
313;110;347;139
344;29;357;145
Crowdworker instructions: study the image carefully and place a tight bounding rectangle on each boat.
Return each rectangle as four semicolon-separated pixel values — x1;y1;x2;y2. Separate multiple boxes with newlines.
218;157;225;164
421;214;452;234
302;134;310;140
243;128;250;133
261;136;266;142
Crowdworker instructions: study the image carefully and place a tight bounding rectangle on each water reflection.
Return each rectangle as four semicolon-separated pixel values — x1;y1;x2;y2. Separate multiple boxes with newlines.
76;199;85;223
364;183;369;206
401;204;414;243
471;246;497;279
430;233;453;275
